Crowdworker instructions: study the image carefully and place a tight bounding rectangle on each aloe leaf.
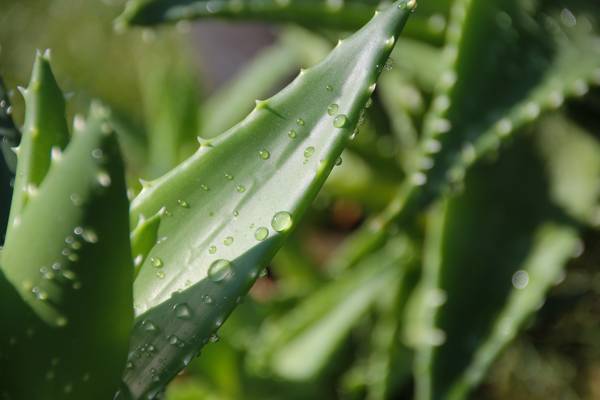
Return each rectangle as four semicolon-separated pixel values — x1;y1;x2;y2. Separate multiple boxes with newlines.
119;2;415;398
6;51;70;237
414;115;600;400
248;235;411;381
202;42;300;138
117;0;446;43
0;75;21;244
0;104;133;398
329;0;600;274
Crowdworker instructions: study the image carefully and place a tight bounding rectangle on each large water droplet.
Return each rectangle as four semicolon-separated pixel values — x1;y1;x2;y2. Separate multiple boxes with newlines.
272;211;293;232
288;129;297;139
208;259;232;282
258;149;270;160
174;303;192;320
255;227;269;241
223;236;234;246
333;114;348;128
327;103;339;116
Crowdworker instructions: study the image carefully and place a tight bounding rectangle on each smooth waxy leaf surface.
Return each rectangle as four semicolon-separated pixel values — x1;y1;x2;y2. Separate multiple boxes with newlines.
414;115;600;400
119;2;414;398
0;102;133;398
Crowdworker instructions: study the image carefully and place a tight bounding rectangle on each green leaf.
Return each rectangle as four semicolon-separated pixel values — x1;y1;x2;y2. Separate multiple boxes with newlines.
118;2;415;398
117;0;448;43
0;104;133;398
6;51;70;238
248;235;412;381
413;115;600;400
328;0;600;274
0;75;21;244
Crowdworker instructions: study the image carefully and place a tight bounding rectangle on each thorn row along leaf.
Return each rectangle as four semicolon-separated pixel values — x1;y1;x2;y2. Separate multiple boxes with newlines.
117;2;415;398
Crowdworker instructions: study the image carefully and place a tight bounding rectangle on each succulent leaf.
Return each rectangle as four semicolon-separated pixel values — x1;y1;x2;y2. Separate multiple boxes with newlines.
0;104;133;399
6;51;70;237
413;115;600;400
119;2;414;398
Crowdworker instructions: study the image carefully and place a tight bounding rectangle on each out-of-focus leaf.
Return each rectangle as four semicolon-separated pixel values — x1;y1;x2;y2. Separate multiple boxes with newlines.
118;3;414;398
248;235;412;381
413;114;600;400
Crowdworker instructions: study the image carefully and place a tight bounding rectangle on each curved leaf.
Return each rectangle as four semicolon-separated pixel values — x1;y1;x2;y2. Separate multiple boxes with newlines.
118;2;415;398
414;115;600;400
0;103;133;398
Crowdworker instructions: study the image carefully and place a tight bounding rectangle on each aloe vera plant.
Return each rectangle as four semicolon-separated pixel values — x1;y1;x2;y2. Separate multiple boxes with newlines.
2;0;600;398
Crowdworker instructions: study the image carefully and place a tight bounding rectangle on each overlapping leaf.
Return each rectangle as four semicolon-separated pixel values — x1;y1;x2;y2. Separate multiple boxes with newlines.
118;2;415;398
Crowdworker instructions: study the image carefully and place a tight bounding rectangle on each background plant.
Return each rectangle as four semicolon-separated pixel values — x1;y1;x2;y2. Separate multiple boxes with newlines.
1;0;600;399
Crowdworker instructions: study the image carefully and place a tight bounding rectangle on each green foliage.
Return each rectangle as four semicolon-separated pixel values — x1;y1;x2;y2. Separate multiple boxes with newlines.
1;0;600;399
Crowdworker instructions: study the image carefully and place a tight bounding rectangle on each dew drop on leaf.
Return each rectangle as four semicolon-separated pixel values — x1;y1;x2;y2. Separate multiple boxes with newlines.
208;259;232;282
296;118;305;126
177;199;189;208
173;303;192;320
288;129;297;139
327;103;339;116
304;146;315;159
333;114;348;128
255;227;269;241
272;211;293;232
258;149;271;160
223;236;234;246
208;245;217;254
150;257;163;268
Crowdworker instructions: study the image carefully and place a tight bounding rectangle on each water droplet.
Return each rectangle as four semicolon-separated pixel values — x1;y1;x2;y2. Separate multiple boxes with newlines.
236;185;246;193
95;169;111;187
174;303;192;320
209;333;220;343
150;257;163;268
335;157;343;166
156;270;165;279
296;118;305;126
126;361;134;370
258;149;270;160
288;129;297;139
56;317;68;327
223;236;234;246
81;229;98;243
208;259;232;282
304;146;315;159
225;173;234;180
62;270;76;280
255;227;269;241
201;294;213;305
326;84;334;91
200;184;210;191
512;270;529;289
271;211;293;232
177;199;189;208
208;245;217;254
141;320;158;332
233;210;239;217
327;103;339;116
333;114;348;128
365;98;373;108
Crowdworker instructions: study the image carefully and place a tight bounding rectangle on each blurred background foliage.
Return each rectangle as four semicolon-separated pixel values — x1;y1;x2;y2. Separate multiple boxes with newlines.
2;0;600;399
